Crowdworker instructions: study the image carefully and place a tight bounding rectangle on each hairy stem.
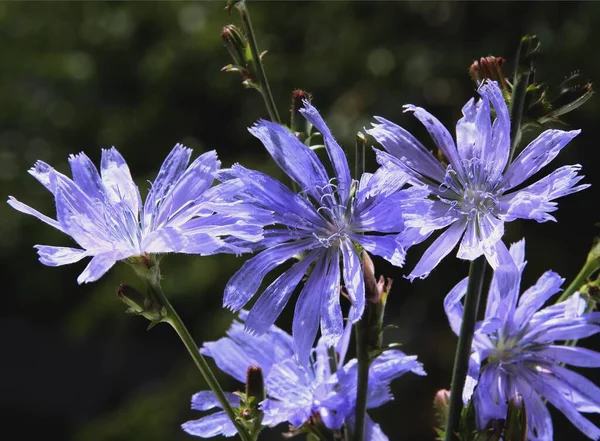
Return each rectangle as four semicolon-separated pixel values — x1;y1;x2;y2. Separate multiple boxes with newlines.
238;1;281;124
557;256;600;303
444;256;487;441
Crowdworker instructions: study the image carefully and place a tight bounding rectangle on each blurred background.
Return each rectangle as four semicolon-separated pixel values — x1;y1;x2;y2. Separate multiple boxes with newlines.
1;1;599;440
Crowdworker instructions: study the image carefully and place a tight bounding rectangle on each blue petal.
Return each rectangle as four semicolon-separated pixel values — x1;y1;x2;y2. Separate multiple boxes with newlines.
100;147;141;219
354;234;405;267
320;248;343;347
481;238;519;299
155;150;220;227
526;369;600;440
7;196;64;232
455;91;491;163
498;165;589;223
512;270;564;332
479;81;510;182
473;365;507;429
341;239;365;322
512;378;553;441
300;102;352;204
403;104;464;175
293;252;330;365
182;411;238;438
354;164;410;206
501;129;580;191
443;277;469;336
408;217;467;280
223;238;314;312
248;119;330;203
345;414;390;441
367;117;446;183
535;345;600;368
245;250;320;335
68;152;106;202
191;391;241;411
77;251;122;284
143;144;192;232
35;245;89;266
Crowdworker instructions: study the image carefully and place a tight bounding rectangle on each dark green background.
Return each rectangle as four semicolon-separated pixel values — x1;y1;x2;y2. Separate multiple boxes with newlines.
1;2;599;440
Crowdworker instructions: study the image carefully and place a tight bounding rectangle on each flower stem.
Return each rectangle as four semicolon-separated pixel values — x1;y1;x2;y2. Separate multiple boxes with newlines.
149;280;252;441
557;255;600;303
353;317;370;441
506;72;529;166
238;1;281;124
444;255;487;441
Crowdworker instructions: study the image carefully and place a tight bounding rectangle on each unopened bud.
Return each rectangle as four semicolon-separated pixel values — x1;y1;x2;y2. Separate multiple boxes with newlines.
515;35;540;77
222;25;249;69
433;389;450;431
504;394;527;441
117;283;165;322
547;80;594;120
245;365;265;406
361;251;393;354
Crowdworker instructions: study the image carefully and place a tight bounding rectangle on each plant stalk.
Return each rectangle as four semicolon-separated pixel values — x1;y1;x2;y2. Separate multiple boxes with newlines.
353;317;370;441
238;1;281;124
149;280;252;441
444;256;487;441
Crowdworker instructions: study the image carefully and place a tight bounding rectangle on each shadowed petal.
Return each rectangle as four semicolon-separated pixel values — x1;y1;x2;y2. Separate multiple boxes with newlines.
224;239;314;312
409;218;466;280
455;91;491;163
354;234;405;267
245;250;320;335
341;239;365;322
480;81;510;181
68;152;106;201
320;248;343;347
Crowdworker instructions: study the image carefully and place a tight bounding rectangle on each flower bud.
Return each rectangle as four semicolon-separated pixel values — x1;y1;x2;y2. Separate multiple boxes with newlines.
245;365;265;406
116;283;166;323
433;389;450;433
504;394;527;441
469;56;509;96
222;25;249;69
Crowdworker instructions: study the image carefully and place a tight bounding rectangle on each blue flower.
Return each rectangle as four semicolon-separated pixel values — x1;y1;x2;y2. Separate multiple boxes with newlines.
7;145;263;284
221;102;431;363
368;81;588;284
182;312;425;440
445;239;600;440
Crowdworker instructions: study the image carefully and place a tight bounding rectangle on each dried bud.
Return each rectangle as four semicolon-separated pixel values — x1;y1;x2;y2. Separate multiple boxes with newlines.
222;25;249;69
290;89;312;140
469;56;509;95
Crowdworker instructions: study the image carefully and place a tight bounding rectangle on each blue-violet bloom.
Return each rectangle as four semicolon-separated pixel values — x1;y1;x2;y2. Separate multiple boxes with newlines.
445;239;600;440
221;102;430;363
8;145;263;284
369;80;588;284
183;312;425;440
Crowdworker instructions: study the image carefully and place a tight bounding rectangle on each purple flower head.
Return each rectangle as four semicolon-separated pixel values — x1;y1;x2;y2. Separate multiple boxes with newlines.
183;312;425;440
7;145;264;284
221;102;430;363
445;239;600;440
368;80;588;285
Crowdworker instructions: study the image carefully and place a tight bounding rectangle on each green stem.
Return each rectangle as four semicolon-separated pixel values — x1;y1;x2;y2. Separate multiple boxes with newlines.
557;256;600;303
150;281;252;441
444;256;487;441
238;1;281;124
506;70;530;168
353;318;370;441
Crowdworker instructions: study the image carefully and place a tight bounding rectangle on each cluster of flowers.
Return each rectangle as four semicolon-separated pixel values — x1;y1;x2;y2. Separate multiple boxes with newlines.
8;81;599;440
